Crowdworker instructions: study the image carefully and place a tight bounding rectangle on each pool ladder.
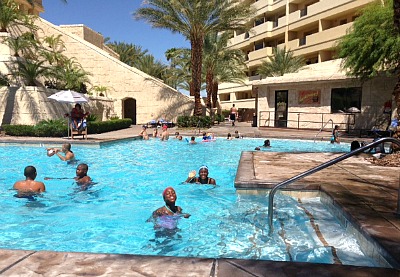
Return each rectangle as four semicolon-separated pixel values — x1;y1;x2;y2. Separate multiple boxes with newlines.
314;119;334;142
267;137;400;233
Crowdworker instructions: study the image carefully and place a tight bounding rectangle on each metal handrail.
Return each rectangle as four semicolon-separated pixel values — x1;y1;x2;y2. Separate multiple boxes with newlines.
313;119;334;142
267;137;400;233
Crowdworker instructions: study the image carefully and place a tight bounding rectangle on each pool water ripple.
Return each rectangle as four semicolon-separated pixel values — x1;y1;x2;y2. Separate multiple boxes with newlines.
0;138;378;266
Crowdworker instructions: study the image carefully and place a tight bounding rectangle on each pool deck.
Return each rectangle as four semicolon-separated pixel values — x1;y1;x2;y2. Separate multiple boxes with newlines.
0;122;399;276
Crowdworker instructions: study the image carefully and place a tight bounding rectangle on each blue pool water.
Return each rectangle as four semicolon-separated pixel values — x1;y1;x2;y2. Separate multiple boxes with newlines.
0;138;376;266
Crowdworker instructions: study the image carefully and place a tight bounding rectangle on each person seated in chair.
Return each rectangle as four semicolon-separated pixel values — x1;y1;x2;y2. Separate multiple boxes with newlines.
70;103;89;131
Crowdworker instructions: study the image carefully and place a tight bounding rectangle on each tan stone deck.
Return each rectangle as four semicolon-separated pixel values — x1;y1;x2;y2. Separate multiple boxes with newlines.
0;123;399;276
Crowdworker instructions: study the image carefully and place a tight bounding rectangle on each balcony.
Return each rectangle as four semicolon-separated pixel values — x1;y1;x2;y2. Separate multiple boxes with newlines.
251;21;274;38
228;32;250;47
248;47;273;61
252;0;268;12
306;22;352;46
288;0;356;25
286;22;352;53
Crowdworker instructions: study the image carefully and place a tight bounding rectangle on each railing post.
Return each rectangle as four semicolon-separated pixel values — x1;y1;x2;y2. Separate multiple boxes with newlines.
297;113;300;129
397;173;400;217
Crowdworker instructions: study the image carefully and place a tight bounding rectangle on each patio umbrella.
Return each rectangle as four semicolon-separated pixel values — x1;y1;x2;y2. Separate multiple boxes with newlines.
48;90;90;139
48;90;89;104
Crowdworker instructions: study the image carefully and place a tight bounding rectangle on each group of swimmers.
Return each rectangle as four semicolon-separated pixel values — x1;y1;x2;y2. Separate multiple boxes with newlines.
139;124;169;141
148;165;216;226
13;143;92;199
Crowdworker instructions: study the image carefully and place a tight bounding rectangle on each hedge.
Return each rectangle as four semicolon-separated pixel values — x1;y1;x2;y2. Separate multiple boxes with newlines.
2;118;133;137
176;116;212;128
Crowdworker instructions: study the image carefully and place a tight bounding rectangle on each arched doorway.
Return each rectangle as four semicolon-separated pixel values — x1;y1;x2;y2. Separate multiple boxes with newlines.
123;98;136;125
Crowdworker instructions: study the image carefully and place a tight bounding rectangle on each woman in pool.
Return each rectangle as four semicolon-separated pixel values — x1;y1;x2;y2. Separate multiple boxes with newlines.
331;125;340;144
149;187;190;229
185;165;216;185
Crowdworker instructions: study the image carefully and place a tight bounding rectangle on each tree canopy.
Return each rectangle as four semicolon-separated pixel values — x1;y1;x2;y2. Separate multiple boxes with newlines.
337;0;400;79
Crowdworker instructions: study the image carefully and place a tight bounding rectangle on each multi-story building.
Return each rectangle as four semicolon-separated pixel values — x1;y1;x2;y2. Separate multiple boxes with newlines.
219;0;395;132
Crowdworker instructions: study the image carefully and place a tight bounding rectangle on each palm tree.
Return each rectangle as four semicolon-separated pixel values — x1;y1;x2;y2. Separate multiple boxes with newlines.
135;0;253;116
203;32;246;109
133;54;166;80
257;47;305;77
164;47;192;90
13;60;50;86
0;0;37;32
107;41;148;67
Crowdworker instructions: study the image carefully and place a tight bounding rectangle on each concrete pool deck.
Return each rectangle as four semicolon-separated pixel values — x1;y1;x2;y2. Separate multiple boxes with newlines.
0;123;399;276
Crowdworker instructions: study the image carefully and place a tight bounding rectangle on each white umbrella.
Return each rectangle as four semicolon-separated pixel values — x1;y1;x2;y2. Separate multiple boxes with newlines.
48;90;89;104
48;90;90;139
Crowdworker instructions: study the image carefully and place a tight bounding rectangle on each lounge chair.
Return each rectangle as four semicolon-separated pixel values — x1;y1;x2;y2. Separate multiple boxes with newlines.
70;119;88;140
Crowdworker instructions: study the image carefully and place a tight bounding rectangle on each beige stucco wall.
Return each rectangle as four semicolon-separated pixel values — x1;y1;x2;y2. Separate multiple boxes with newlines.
0;87;114;125
2;17;194;126
256;76;396;131
33;18;194;125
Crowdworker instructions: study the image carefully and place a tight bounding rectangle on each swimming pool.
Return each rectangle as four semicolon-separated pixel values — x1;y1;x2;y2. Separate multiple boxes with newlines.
0;138;376;266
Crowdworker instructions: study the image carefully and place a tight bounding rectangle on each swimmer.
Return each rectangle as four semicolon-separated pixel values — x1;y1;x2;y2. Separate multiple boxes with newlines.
152;128;158;138
139;125;149;140
262;140;271;147
160;125;169;141
47;143;75;163
149;187;191;220
189;136;196;144
13;166;45;198
227;133;233;140
331;125;340;144
185;165;216;185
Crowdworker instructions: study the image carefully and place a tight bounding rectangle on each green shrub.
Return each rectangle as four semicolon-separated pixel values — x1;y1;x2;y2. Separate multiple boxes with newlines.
2;124;36;136
87;118;132;134
2;118;132;137
86;114;97;122
176;115;211;128
221;109;230;118
109;116;119;120
214;114;225;123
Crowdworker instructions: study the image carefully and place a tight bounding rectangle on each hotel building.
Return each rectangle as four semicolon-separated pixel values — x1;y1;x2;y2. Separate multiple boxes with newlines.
219;0;395;132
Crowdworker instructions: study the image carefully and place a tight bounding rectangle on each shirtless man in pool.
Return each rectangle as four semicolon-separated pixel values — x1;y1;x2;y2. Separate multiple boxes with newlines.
13;166;46;197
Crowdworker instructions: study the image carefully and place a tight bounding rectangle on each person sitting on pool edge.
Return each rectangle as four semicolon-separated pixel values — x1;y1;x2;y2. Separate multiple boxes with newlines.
149;187;191;221
13;165;46;198
185;165;216;185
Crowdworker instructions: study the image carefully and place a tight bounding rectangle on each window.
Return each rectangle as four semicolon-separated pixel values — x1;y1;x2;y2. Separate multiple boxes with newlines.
331;87;362;113
254;41;264;50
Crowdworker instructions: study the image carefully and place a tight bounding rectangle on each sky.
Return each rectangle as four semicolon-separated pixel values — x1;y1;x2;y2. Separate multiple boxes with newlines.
41;0;189;64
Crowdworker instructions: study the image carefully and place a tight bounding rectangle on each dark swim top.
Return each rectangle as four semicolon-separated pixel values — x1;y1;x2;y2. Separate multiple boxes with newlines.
196;177;211;184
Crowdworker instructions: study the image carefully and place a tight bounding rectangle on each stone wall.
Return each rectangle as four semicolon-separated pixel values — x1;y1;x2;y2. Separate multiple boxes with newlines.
0;87;115;125
33;18;194;124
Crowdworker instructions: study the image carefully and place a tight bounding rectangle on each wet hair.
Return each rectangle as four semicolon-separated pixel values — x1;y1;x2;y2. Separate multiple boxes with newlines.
350;140;360;151
77;163;88;171
264;140;270;146
24;166;37;178
64;143;71;151
191;136;195;140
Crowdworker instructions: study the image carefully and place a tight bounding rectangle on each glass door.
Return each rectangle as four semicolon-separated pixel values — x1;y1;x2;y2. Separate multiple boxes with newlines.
275;90;288;127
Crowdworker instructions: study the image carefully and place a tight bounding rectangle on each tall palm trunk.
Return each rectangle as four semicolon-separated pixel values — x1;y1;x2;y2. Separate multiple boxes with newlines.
393;0;400;138
190;34;204;116
211;81;219;109
205;70;213;110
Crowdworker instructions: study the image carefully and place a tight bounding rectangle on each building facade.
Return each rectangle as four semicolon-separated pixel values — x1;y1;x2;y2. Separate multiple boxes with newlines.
218;0;394;131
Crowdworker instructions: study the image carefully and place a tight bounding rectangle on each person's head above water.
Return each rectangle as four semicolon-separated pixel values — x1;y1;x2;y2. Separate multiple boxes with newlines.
263;140;270;147
76;163;88;177
24;165;37;179
198;165;209;179
162;186;177;204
